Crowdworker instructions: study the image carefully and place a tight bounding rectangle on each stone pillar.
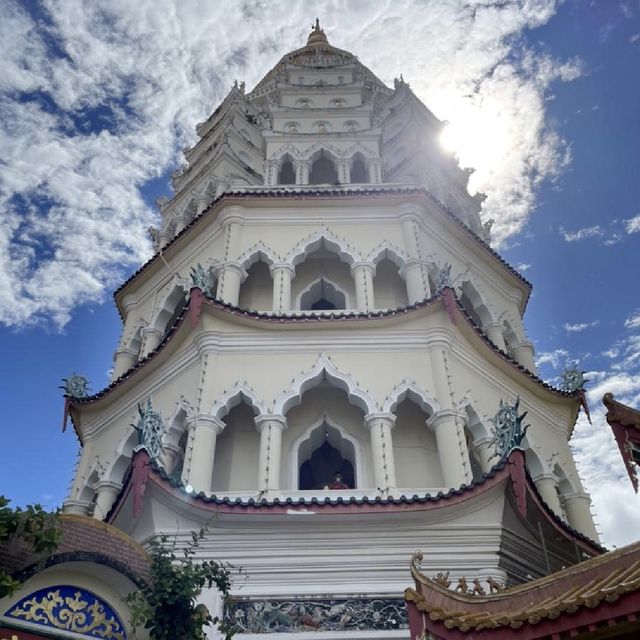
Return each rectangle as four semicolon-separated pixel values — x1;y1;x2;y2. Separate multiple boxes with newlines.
63;499;93;516
163;442;182;475
112;348;138;380
483;322;507;352
255;415;287;492
533;473;563;516
215;179;229;198
427;409;473;488
270;263;295;312
365;413;397;491
141;327;164;357
400;258;431;304
351;262;376;311
510;340;537;372
187;415;224;493
563;492;599;541
367;158;383;184
473;436;497;473
93;481;122;521
337;159;351;184
295;159;311;185
218;262;246;306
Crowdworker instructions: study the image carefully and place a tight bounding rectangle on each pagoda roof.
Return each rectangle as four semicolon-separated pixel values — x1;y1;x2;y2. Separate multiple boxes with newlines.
66;285;582;444
405;538;640;639
107;448;603;561
113;186;531;314
603;393;640;493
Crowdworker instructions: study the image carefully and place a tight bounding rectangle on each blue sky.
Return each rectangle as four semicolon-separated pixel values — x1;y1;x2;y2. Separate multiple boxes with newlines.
0;0;639;548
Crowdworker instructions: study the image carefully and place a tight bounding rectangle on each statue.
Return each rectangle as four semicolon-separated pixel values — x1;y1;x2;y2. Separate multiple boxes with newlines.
471;578;486;596
560;365;587;392
132;399;165;462
489;397;529;462
148;226;161;251
328;473;349;490
431;572;451;588
455;577;469;594
190;263;214;297
486;576;504;593
60;374;89;398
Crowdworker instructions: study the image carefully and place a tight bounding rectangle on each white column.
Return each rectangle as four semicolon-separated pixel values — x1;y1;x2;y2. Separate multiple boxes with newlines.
270;263;295;312
196;194;209;216
295;159;311;185
427;409;473;488
141;327;164;357
400;258;431;304
365;413;397;492
533;473;563;516
112;348;138;380
351;262;376;311
367;158;383;184
337;158;351;184
187;415;224;493
163;442;182;474
218;262;246;306
93;481;122;521
563;492;599;541
483;322;507;352
511;340;537;372
255;415;287;492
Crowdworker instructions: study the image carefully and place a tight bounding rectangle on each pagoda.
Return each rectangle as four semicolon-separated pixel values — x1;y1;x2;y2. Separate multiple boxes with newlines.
3;20;630;640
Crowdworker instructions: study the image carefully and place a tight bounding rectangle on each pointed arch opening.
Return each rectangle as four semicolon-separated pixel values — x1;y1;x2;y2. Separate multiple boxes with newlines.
211;401;261;492
460;281;493;328
299;277;347;311
373;258;408;309
503;319;520;357
153;285;187;337
392;397;443;489
238;259;273;311
298;421;356;490
278;153;296;185
309;149;338;185
350;152;368;183
464;405;491;480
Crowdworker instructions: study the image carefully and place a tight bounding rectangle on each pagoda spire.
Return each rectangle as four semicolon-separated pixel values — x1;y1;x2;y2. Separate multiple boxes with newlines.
307;17;329;46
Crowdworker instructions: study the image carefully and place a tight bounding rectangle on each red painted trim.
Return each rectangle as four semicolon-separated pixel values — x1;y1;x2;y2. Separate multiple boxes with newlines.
611;422;639;492
508;450;527;518
578;389;592;424
131;449;151;518
441;286;458;325
189;287;204;329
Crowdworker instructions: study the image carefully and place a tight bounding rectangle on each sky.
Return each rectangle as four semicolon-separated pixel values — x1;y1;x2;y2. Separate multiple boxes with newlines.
0;0;639;549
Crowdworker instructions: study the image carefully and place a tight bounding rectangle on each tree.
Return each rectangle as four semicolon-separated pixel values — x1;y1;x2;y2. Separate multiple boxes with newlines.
127;526;235;640
0;495;60;597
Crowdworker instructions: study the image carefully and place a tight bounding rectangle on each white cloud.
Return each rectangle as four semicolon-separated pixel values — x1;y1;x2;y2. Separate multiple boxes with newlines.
625;214;640;233
563;320;599;333
0;0;580;327
631;34;640;43
625;311;640;329
535;348;569;369
561;225;604;242
516;262;531;271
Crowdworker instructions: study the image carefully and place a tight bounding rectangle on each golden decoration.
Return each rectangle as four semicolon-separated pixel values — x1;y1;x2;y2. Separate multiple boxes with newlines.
8;588;125;640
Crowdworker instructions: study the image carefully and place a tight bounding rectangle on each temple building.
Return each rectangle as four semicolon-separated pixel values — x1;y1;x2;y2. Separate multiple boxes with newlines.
3;20;639;640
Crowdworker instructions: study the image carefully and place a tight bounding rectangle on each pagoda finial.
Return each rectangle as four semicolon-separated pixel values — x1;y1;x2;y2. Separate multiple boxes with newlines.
307;17;328;46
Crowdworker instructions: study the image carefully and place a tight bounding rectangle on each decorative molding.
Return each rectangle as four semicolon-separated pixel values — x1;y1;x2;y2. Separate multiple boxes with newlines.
273;353;377;415
210;380;266;419
237;241;280;270
225;597;408;633
382;379;440;415
285;227;361;266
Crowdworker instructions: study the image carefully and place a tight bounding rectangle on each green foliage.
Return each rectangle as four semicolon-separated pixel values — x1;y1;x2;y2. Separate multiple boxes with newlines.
127;526;235;640
0;495;61;597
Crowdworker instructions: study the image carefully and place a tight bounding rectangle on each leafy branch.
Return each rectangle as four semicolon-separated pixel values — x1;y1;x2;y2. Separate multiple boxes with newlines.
0;495;61;597
127;525;235;640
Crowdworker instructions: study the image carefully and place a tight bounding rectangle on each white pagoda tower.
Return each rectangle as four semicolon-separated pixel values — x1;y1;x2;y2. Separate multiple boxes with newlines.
49;20;601;639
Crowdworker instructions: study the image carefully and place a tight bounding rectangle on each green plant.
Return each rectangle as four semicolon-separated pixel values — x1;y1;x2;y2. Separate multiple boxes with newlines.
127;526;235;640
0;495;61;597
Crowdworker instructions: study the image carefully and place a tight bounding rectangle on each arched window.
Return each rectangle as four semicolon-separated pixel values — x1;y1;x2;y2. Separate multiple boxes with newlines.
298;423;356;489
350;153;368;183
278;155;296;185
309;151;338;185
238;260;273;311
300;278;346;311
460;281;492;328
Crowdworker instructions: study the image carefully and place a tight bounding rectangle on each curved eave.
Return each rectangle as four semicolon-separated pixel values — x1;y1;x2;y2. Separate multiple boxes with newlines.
114;187;531;319
71;288;575;429
106;449;602;559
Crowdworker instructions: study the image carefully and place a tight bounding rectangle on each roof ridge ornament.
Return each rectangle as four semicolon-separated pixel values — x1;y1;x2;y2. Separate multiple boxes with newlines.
133;398;166;462
489;397;529;462
307;17;329;46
